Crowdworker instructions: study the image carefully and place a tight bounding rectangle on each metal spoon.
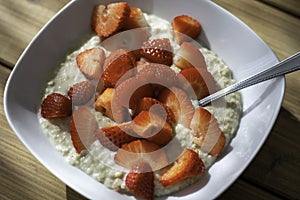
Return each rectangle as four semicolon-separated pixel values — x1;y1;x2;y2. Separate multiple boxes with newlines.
198;52;300;106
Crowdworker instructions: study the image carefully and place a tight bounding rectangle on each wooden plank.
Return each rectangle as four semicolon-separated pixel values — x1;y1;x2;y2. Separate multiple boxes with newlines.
259;0;300;17
0;0;70;67
218;179;282;200
241;108;300;199
0;66;66;200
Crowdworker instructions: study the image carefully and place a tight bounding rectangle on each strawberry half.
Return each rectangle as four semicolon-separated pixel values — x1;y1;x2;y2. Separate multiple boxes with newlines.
101;49;136;88
125;162;154;200
178;67;216;99
135;97;175;124
92;2;131;38
114;139;168;171
174;42;206;69
76;48;105;80
136;63;179;91
70;106;98;154
132;111;173;146
125;7;149;29
41;93;72;119
113;76;154;112
68;81;95;105
96;123;136;151
172;15;201;44
158;87;195;128
190;107;226;156
140;38;173;66
159;149;205;187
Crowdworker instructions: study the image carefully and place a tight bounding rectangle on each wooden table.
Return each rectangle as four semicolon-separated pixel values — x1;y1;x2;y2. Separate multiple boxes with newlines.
1;0;299;199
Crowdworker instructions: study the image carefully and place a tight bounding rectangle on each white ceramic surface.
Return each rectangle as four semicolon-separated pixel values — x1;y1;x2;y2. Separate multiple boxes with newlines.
4;0;285;199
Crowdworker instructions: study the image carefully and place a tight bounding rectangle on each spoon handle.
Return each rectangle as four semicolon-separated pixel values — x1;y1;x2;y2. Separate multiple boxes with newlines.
198;52;300;107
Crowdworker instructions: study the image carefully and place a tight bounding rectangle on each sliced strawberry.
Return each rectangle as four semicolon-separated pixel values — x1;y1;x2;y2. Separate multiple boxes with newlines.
132;111;173;146
68;81;95;105
190;107;226;156
114;139;168;171
70;106;98;154
159;149;205;187
172;15;201;44
96;123;136;151
174;42;206;69
135;97;175;124
76;48;105;80
125;7;149;29
140;38;173;66
178;67;216;99
92;2;131;38
125;162;154;200
136;63;178;91
158;87;195;128
41;93;72;119
95;88;114;119
113;76;154;112
101;49;136;88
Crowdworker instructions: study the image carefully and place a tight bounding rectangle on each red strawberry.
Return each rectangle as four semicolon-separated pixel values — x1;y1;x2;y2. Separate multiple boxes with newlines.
125;162;154;200
190;107;225;156
101;49;136;88
172;15;201;44
70;106;98;154
174;42;206;69
140;38;173;66
135;97;175;124
92;2;131;38
125;7;149;29
132;111;173;146
178;67;216;99
96;123;136;151
113;76;154;112
41;93;72;119
136;63;179;91
68;81;95;105
76;48;105;80
158;87;195;128
114;139;168;171
159;149;205;187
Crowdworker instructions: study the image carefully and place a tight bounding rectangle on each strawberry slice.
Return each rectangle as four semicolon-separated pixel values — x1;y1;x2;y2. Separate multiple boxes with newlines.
76;48;105;80
114;139;168;171
70;106;98;154
174;42;206;69
92;2;131;38
140;38;173;66
135;97;175;124
136;63;178;91
125;162;154;199
101;49;136;88
41;93;72;119
158;87;195;128
113;76;154;112
172;15;201;44
132;111;173;146
125;7;149;29
159;149;205;187
178;67;216;99
68;81;95;105
190;107;226;156
95;87;131;123
96;123;136;151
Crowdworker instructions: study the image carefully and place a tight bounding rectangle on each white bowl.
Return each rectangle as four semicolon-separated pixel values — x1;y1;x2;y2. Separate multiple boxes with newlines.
4;0;284;199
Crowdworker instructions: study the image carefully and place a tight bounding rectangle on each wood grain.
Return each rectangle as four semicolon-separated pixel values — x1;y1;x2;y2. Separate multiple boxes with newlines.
260;0;300;17
0;0;69;67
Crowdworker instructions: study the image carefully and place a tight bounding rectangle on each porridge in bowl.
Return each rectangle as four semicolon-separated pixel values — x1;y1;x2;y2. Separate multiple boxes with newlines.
39;2;242;199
